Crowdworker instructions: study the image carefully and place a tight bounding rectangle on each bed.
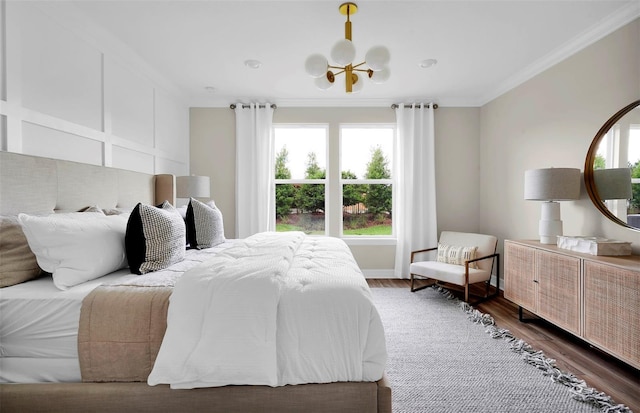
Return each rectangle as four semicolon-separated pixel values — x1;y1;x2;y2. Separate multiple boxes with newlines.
0;151;392;413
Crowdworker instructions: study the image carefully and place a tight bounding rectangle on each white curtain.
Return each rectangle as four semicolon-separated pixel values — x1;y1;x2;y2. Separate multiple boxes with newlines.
234;103;275;238
394;103;438;278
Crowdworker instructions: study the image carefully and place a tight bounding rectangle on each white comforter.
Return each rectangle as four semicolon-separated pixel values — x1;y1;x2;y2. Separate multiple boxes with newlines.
148;232;386;389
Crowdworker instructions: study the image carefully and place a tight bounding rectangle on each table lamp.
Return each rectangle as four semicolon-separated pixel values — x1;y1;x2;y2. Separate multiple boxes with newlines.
524;168;581;244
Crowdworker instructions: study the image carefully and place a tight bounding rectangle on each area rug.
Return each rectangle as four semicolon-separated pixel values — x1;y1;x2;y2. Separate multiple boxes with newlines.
370;287;632;413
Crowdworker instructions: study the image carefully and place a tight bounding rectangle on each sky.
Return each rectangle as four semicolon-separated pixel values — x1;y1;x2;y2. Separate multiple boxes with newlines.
274;126;394;179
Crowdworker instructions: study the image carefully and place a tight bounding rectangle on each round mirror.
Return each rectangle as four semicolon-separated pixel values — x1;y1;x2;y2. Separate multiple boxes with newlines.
584;99;640;231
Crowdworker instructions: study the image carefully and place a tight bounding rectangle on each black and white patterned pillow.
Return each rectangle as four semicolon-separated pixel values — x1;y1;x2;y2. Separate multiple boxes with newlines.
186;198;226;249
125;201;186;275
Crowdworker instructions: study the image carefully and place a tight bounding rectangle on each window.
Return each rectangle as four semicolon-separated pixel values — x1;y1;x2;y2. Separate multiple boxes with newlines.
595;124;640;222
274;125;327;234
273;123;395;238
629;126;640;218
340;126;394;236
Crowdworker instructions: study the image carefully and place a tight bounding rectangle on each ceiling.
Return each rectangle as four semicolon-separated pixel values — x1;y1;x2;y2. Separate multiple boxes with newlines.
67;0;640;107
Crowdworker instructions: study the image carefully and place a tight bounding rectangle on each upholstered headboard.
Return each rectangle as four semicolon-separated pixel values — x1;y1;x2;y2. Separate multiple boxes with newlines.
0;151;175;215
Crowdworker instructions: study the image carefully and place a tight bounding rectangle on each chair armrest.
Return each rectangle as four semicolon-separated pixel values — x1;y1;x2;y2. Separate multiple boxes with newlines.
411;247;437;263
465;252;499;267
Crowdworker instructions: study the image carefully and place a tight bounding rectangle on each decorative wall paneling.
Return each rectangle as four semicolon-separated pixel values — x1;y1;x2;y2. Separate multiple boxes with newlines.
0;1;189;176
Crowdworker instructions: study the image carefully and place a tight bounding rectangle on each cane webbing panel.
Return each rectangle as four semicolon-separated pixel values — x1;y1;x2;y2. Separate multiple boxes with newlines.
584;261;640;368
535;250;581;335
504;241;537;311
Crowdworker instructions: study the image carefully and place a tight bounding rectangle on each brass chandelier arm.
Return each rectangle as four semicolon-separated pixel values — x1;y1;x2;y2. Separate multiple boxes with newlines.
326;60;372;90
305;2;389;93
328;61;368;73
329;62;366;69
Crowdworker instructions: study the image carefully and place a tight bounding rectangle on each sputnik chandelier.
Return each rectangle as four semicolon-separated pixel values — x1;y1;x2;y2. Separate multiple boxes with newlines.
305;2;390;93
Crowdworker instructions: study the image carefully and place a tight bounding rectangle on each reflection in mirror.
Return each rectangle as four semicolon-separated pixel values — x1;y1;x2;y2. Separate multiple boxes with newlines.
585;100;640;231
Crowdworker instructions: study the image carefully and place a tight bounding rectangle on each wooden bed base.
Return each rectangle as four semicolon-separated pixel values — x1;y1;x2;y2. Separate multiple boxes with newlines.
0;376;392;413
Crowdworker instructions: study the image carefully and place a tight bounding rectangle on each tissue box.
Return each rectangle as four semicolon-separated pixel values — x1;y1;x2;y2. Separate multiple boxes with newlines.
557;236;632;256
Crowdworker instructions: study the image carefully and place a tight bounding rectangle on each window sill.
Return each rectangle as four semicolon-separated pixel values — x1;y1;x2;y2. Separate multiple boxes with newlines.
342;237;397;246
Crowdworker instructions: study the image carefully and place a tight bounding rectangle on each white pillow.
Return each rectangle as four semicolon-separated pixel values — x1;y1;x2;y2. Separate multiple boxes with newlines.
18;212;129;290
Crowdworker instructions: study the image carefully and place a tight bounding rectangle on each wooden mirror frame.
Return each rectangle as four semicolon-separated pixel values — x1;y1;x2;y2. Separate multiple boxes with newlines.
584;99;640;232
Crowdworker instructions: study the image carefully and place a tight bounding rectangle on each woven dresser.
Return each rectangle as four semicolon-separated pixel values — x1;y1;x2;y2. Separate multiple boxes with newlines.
504;239;640;370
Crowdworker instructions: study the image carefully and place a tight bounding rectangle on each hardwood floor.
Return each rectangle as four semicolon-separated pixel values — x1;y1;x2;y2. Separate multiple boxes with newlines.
367;279;640;413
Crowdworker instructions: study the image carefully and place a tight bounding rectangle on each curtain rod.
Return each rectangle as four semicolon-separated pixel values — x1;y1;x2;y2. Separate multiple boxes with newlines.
230;104;277;109
391;103;438;109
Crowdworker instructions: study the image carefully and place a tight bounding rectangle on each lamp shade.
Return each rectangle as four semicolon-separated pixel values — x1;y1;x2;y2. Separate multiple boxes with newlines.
305;54;328;78
176;176;210;198
314;74;334;90
370;66;390;84
365;46;390;71
351;73;363;93
524;168;580;201
593;168;632;200
330;39;356;66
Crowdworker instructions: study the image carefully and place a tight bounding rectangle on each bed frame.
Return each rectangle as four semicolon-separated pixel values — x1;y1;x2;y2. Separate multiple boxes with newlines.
0;151;392;413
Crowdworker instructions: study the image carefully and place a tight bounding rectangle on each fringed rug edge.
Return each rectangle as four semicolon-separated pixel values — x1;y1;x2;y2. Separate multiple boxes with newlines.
432;286;633;413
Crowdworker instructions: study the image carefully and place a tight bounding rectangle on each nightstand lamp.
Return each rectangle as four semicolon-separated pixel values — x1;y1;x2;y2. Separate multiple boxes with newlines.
524;168;581;244
176;175;211;199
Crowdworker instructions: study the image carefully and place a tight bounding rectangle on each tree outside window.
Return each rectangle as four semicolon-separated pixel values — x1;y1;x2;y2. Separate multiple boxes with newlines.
273;124;394;237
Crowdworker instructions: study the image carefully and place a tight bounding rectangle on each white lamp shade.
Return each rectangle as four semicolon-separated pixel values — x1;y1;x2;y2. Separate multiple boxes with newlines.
314;74;334;90
370;66;390;84
524;168;581;201
331;39;356;66
176;176;210;198
305;54;328;78
593;168;632;200
351;73;363;93
365;46;390;71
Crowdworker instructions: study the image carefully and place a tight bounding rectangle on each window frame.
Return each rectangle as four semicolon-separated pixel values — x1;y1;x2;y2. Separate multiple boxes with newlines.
271;122;397;242
273;124;329;235
339;123;396;239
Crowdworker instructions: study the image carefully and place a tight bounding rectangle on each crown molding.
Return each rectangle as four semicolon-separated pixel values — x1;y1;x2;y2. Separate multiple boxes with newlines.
478;1;640;106
189;96;486;109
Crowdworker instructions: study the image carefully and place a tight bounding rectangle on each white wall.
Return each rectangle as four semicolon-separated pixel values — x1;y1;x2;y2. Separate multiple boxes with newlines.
480;18;640;268
0;1;189;176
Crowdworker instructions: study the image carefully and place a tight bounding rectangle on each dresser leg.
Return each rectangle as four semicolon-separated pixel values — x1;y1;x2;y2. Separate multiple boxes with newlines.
518;306;540;323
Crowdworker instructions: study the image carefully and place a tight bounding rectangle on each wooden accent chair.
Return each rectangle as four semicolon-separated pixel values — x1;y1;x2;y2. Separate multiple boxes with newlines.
409;231;500;303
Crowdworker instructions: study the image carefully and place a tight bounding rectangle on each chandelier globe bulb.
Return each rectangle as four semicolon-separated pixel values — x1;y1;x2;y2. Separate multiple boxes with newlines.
370;66;390;84
351;74;364;93
331;39;356;66
314;73;334;90
365;46;390;71
305;54;328;78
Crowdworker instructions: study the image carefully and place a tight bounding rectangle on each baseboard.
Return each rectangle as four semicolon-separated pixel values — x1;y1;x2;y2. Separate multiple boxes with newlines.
362;269;396;279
